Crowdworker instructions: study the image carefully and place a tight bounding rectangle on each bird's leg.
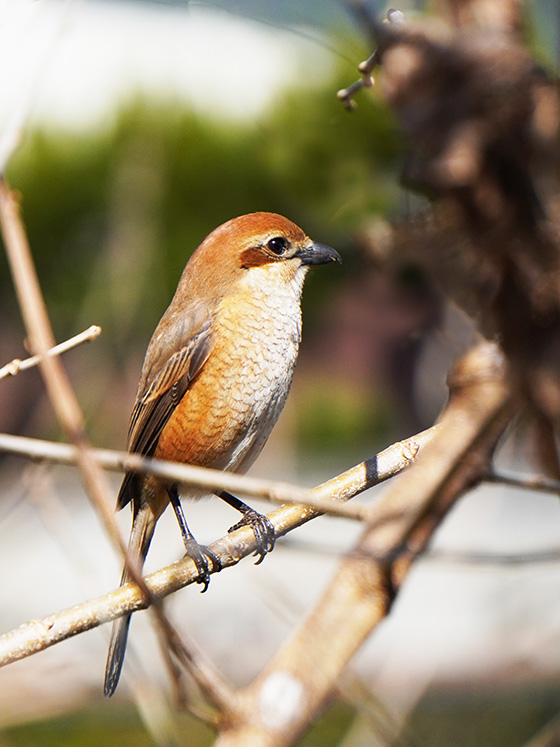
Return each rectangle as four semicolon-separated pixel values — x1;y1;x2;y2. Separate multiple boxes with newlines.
167;486;221;591
218;490;276;564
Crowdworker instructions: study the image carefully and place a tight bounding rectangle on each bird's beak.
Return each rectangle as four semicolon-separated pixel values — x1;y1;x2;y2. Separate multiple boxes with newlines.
297;242;342;266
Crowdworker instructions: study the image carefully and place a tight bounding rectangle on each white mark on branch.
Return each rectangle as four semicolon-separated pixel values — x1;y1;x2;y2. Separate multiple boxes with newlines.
258;670;305;729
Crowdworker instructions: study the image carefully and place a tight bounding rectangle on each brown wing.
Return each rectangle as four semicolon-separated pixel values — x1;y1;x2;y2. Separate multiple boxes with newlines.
117;324;213;511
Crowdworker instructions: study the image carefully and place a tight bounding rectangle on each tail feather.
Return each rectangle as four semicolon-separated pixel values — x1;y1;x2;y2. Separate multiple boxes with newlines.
104;612;132;697
104;505;156;697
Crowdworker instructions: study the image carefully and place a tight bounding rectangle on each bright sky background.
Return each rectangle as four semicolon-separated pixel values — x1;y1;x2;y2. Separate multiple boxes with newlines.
0;0;334;146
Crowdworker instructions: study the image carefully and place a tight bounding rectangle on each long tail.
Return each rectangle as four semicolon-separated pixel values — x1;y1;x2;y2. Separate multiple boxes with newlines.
104;505;156;697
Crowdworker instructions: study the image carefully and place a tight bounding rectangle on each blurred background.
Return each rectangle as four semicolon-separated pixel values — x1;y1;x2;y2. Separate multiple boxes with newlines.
1;0;560;744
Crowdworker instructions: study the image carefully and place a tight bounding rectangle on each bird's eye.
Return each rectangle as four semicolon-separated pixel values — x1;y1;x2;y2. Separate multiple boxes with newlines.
266;237;288;256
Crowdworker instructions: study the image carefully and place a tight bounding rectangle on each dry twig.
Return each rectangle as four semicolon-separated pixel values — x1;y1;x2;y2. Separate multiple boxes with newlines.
0;325;102;379
0;427;438;521
337;8;405;110
487;469;560;496
0;180;128;571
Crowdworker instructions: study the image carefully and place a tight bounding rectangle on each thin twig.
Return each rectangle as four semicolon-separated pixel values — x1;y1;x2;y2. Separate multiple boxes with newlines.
486;469;560;496
0;426;439;521
426;547;560;566
337;8;405;110
283;536;560;567
0;180;124;557
149;604;235;718
0;325;102;379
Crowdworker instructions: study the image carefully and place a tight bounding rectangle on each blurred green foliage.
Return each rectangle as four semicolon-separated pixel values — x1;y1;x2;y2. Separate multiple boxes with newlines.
4;70;400;342
2;699;354;746
2;702;214;746
295;377;395;463
5;683;560;746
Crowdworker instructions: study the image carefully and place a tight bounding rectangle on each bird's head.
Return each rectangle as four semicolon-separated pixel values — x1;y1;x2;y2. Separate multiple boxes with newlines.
182;212;341;300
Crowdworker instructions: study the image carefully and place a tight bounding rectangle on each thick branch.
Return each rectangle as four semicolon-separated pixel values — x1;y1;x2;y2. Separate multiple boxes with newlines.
215;342;516;746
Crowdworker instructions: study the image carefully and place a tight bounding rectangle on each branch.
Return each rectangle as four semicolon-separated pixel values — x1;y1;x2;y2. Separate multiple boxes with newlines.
0;325;102;379
0;423;441;667
0;426;438;521
337;8;405;110
487;469;560;497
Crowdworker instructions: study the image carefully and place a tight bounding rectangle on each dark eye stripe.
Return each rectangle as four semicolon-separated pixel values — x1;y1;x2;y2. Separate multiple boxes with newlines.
239;248;275;268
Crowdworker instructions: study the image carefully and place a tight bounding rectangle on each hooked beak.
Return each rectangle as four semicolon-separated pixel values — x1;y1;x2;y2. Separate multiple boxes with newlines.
297;242;342;266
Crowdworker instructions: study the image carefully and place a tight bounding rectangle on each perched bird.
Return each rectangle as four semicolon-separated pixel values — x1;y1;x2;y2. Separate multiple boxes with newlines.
104;212;340;696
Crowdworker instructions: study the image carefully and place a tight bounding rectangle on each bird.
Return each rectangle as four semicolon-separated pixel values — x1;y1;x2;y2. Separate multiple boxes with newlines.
103;211;341;697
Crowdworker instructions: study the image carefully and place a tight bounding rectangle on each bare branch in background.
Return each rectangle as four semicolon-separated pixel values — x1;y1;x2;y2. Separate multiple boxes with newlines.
487;469;560;496
0;180;127;563
344;1;560;463
0;325;102;379
337;8;406;110
372;10;560;426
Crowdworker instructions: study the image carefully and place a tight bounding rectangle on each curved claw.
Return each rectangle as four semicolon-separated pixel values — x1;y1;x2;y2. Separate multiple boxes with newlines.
184;540;221;592
228;509;276;564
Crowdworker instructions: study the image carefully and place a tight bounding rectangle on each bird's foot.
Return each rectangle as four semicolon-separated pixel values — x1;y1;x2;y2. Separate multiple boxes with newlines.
228;510;276;564
183;540;221;592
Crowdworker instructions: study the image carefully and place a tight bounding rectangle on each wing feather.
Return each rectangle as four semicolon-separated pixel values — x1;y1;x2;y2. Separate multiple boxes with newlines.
117;325;212;510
